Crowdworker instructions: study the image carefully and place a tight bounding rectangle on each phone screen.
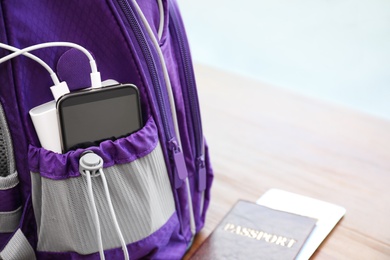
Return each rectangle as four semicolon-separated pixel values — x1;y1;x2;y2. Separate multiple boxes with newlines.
57;84;142;152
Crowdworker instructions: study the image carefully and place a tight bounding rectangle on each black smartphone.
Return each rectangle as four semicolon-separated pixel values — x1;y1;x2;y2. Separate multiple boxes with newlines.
57;84;142;152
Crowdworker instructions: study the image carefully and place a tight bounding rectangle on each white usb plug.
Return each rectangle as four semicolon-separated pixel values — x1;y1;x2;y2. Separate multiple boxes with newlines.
50;81;70;101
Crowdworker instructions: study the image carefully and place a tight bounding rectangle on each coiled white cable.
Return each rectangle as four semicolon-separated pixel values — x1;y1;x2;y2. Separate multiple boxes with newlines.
0;42;101;89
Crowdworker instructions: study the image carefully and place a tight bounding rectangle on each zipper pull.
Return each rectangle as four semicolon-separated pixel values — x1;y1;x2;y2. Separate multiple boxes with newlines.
169;138;188;189
197;156;206;192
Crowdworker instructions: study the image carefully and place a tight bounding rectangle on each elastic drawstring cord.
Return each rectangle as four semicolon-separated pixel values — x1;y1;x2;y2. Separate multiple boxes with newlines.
85;170;105;260
99;168;129;260
80;152;129;260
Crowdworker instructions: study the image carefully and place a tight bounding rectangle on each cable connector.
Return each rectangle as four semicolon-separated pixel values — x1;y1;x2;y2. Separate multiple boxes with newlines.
0;42;102;90
50;81;70;101
90;71;102;89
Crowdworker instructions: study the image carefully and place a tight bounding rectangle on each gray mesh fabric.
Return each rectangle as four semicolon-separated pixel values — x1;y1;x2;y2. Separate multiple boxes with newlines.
0;171;19;190
0;103;21;235
0;103;15;178
0;171;21;233
0;206;22;233
0;229;36;260
31;142;175;254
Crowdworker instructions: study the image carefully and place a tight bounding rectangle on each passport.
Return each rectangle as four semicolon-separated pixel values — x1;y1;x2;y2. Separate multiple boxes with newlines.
190;200;317;260
257;189;346;260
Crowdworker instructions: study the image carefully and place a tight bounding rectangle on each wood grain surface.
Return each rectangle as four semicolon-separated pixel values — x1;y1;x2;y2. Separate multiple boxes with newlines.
184;64;390;259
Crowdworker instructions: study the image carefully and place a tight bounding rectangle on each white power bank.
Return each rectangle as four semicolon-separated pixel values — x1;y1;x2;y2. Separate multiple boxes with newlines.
29;80;120;153
29;100;62;153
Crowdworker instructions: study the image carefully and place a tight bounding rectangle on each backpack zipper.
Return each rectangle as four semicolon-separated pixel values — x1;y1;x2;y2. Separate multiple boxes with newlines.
116;0;188;189
169;3;207;194
114;0;196;238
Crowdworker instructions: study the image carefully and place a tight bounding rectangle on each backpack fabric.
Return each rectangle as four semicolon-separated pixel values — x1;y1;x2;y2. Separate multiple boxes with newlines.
0;0;213;259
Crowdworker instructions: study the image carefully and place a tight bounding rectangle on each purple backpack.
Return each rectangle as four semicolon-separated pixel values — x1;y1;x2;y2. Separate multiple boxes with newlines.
0;0;213;259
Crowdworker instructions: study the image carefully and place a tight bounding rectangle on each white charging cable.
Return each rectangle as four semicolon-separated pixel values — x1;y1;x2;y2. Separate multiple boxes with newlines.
0;42;69;101
0;43;60;85
0;42;102;89
79;152;129;260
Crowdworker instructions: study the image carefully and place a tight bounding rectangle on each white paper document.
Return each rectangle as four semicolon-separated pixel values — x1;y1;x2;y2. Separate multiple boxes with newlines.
256;189;346;260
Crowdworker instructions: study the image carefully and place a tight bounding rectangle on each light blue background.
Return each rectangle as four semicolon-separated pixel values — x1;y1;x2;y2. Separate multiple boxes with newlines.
178;0;390;120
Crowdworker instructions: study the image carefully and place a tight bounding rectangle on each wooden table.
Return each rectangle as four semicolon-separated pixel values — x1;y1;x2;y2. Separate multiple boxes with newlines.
184;65;390;259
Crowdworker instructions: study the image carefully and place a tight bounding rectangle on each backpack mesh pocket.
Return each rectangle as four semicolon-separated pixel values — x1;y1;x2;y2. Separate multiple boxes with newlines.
0;103;22;236
28;117;176;255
